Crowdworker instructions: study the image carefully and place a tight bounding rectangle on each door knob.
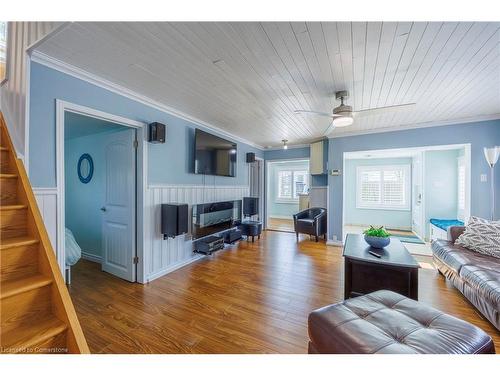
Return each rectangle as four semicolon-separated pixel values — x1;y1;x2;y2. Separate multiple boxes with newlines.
100;207;107;212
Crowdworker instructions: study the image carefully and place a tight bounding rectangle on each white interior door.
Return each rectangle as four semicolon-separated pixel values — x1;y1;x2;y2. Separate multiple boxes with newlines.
412;153;424;239
102;128;136;282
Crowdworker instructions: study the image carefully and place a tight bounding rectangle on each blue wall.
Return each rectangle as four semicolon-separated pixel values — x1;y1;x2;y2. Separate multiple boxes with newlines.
424;149;459;239
344;157;413;229
328;120;500;241
29;62;263;188
263;144;328;187
65;124;133;257
264;146;310;161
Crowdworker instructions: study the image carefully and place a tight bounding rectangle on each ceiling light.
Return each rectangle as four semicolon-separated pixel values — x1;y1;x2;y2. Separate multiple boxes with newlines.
282;139;288;150
332;115;354;127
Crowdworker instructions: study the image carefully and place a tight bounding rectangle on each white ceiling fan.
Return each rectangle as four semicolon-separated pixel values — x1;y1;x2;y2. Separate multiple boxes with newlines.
294;91;416;135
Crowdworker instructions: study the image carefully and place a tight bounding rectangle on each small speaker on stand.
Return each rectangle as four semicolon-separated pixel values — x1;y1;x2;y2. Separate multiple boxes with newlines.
243;197;258;219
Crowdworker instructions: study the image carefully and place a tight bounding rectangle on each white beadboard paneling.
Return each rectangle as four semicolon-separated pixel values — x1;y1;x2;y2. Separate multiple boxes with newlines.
33;187;58;250
145;184;249;282
0;22;62;156
30;22;500;147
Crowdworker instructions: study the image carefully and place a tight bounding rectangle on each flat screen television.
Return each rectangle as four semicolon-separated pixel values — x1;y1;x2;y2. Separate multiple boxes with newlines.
194;129;237;177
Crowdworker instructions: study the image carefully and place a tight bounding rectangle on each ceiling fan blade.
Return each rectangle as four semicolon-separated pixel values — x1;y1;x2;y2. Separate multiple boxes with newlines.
353;103;416;117
294;110;333;118
323;121;336;136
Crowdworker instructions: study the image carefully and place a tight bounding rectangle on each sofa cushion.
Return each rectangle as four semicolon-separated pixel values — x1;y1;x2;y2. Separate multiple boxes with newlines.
456;216;500;259
431;239;489;274
460;265;500;309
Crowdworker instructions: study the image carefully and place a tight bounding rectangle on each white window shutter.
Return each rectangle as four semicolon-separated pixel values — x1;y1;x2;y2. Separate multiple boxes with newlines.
357;165;410;210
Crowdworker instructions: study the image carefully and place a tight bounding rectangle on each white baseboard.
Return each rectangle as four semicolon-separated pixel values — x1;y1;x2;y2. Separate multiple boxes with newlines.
81;251;102;263
326;239;343;247
269;215;293;219
146;254;204;283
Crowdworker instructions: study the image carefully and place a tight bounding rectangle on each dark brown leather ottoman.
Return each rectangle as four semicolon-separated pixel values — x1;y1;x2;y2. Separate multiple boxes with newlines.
308;290;495;354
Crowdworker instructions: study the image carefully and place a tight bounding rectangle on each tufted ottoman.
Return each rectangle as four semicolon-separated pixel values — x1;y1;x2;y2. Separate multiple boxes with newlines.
308;290;495;354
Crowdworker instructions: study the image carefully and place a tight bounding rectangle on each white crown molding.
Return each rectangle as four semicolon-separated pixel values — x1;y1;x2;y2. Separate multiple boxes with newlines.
328;114;500;139
30;50;264;151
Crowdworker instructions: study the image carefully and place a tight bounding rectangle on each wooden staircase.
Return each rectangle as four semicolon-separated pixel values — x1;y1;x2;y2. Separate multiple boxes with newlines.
0;112;89;354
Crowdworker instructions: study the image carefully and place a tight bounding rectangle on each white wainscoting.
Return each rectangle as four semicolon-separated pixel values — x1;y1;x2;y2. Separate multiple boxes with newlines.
33;184;249;283
33;188;58;250
145;184;249;282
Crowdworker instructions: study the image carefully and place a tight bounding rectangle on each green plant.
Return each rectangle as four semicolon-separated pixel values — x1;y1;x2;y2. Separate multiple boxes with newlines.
363;226;390;238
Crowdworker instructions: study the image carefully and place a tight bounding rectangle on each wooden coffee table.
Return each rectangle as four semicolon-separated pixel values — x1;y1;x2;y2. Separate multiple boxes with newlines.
343;234;420;300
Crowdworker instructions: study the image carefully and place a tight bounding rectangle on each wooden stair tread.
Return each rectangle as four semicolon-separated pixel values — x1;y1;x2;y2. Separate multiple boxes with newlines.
0;173;17;179
0;111;89;353
0;204;28;211
0;236;39;250
1;316;67;350
1;274;52;299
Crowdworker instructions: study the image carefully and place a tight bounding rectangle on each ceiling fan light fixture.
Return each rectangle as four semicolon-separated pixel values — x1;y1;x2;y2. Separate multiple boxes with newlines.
282;139;288;150
332;115;354;127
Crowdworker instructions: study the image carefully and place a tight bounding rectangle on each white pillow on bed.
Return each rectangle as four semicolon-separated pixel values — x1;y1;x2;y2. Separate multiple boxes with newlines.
455;216;500;259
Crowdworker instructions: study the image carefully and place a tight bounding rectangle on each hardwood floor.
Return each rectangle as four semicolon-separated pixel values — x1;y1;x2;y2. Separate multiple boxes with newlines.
267;217;294;232
68;230;499;353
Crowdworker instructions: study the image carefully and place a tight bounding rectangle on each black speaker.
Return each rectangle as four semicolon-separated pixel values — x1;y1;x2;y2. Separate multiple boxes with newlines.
246;152;256;163
243;197;258;217
161;203;188;239
148;122;166;143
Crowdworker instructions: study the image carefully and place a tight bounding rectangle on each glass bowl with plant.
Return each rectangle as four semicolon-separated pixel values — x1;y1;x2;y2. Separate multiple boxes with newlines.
363;226;391;249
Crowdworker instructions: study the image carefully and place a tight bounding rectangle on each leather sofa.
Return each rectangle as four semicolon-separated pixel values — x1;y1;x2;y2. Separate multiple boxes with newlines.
432;226;500;330
308;290;495;354
292;207;327;242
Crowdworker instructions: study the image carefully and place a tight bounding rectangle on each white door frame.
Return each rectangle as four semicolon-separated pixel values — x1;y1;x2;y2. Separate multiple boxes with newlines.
264;158;310;230
55;100;147;283
341;143;472;243
248;156;265;222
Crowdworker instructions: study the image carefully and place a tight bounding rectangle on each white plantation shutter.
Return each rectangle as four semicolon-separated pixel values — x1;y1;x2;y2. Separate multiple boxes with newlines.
382;169;405;206
277;169;309;201
278;171;293;199
293;170;308;198
357;165;410;210
360;170;381;204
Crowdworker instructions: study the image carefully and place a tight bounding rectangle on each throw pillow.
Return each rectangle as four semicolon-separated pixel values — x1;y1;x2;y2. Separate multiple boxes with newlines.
455;216;500;258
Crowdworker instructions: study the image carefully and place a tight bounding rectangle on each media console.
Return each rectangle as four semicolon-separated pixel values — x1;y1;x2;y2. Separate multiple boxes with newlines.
194;236;225;255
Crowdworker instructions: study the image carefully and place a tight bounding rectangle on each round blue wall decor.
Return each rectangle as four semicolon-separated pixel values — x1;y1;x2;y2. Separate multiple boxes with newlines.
77;153;94;184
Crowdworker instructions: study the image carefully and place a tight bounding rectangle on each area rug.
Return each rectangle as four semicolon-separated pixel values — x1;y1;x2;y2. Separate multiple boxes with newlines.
387;231;425;244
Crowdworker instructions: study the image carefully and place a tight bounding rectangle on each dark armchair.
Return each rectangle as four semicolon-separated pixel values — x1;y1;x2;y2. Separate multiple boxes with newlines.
292;207;327;242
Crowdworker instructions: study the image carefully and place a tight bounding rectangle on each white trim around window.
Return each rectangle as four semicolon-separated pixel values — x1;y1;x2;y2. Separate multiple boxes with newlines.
356;164;411;211
276;169;309;203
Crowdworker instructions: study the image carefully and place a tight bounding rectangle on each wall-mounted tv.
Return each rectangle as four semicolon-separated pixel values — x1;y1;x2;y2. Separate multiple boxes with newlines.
194;129;237;177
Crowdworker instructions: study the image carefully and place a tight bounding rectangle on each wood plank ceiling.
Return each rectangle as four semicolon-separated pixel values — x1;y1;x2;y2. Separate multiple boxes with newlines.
34;22;500;148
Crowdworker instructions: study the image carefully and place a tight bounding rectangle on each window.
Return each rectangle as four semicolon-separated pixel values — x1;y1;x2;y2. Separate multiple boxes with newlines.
0;22;7;83
277;169;309;201
356;165;410;210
